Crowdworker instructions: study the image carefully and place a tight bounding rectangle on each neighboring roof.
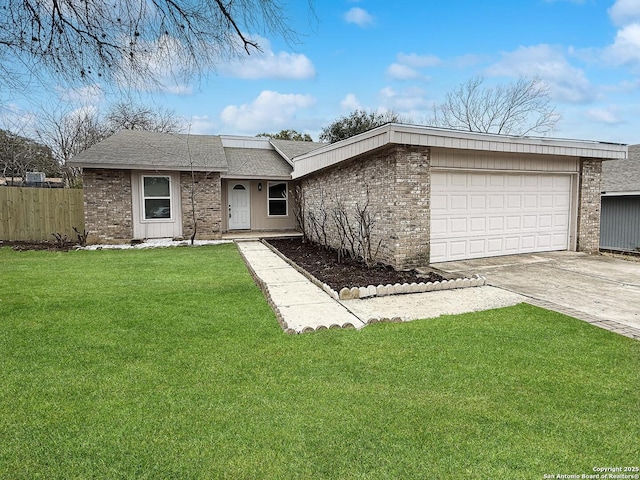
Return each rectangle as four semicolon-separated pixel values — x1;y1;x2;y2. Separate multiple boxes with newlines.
69;130;228;172
269;139;324;162
602;144;640;195
224;147;292;178
292;123;628;179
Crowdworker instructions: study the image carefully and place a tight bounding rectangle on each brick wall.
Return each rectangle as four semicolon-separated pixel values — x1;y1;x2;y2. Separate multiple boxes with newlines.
180;171;222;239
298;144;430;270
82;168;133;242
577;158;603;253
392;145;431;267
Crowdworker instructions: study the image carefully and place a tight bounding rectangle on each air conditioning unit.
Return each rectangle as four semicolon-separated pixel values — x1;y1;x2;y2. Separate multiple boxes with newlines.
25;172;46;184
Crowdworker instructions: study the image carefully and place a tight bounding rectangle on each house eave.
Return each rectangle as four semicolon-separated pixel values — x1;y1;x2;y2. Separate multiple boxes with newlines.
601;190;640;197
71;162;228;173
221;174;292;181
292;123;628;179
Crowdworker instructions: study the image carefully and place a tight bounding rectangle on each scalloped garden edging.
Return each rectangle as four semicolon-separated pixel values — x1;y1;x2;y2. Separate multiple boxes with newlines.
262;239;486;301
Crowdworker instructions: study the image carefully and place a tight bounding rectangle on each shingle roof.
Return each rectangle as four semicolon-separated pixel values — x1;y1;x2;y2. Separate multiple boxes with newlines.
601;144;640;194
68;131;309;178
270;139;324;161
224;147;292;178
69;130;228;172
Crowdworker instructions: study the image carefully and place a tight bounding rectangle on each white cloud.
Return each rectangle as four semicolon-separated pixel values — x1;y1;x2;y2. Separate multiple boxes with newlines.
221;36;316;80
608;0;640;27
378;86;428;112
584;107;623;124
451;53;485;68
387;53;439;80
0;103;38;135
605;23;640;65
396;53;441;68
344;7;374;27
340;93;361;111
220;90;316;133
116;36;194;94
609;78;640;93
161;84;193;95
55;84;104;105
486;44;596;103
387;63;422;80
186;115;218;135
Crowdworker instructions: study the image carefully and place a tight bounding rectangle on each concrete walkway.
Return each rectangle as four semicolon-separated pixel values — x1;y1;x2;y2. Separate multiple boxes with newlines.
237;241;524;334
433;251;640;341
238;241;640;340
237;241;365;333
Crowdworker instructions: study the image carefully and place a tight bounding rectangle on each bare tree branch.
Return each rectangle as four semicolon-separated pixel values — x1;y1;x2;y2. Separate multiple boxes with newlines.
0;0;314;91
427;76;561;136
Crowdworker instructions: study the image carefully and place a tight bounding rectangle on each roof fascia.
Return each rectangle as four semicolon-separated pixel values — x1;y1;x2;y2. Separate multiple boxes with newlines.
221;174;292;180
292;123;628;179
601;190;640;196
71;163;228;173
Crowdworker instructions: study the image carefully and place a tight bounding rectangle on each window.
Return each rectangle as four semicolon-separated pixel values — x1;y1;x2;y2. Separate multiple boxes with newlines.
143;176;171;220
268;182;287;216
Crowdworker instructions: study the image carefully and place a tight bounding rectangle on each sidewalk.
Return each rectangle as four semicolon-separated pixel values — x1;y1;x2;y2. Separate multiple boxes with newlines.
236;241;525;334
236;241;365;333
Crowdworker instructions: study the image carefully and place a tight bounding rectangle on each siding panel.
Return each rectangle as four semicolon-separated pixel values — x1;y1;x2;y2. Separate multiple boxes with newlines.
431;148;579;172
600;196;640;251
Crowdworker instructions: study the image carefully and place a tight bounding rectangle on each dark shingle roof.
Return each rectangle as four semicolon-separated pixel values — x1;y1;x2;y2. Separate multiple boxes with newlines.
224;147;292;178
69;130;228;171
602;144;640;193
270;139;324;161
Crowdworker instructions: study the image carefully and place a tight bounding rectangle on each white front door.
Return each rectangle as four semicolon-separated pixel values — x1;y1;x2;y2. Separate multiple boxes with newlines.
228;182;251;230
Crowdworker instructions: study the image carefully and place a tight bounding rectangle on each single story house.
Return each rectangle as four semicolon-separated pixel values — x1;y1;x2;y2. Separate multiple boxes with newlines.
70;124;627;269
600;144;640;252
70;130;319;241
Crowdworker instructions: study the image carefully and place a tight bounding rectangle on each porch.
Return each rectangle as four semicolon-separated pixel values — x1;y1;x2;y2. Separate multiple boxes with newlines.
221;229;302;241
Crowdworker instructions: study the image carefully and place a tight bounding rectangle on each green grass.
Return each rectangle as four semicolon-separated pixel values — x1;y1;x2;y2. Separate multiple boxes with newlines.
1;244;638;479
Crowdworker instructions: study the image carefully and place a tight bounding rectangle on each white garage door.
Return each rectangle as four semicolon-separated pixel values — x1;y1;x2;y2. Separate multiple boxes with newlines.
430;171;571;262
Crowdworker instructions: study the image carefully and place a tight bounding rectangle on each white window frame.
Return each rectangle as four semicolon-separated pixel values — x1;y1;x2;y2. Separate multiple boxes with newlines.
141;175;172;222
267;181;288;217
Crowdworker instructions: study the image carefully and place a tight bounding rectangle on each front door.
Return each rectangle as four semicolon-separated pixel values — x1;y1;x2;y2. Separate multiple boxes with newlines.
228;182;251;230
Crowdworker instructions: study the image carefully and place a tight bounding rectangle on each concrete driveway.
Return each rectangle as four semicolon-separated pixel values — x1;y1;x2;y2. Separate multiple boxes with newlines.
432;251;640;340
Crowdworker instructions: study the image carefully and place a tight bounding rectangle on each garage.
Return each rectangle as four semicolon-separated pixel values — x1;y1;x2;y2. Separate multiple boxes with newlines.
293;124;626;269
430;170;572;262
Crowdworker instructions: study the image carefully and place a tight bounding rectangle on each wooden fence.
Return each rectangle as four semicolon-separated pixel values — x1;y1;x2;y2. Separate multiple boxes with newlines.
0;187;84;242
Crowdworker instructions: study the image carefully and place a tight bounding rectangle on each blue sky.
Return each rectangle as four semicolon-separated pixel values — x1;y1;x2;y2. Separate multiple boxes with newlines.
3;0;640;143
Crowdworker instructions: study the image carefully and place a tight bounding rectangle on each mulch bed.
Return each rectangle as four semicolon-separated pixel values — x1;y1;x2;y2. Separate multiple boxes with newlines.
266;237;444;291
0;240;79;251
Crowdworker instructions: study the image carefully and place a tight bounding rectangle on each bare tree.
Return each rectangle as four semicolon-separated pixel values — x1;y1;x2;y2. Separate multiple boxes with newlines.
32;101;184;186
427;76;561;136
291;185;308;241
105;102;185;133
34;106;105;186
353;190;381;268
0;0;314;90
0;128;59;181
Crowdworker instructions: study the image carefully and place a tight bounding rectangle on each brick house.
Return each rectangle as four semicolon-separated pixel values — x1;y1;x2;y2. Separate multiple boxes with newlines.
70;124;627;269
70;130;319;242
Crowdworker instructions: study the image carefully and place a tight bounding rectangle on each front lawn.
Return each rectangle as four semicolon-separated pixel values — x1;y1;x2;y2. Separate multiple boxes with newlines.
1;244;638;479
